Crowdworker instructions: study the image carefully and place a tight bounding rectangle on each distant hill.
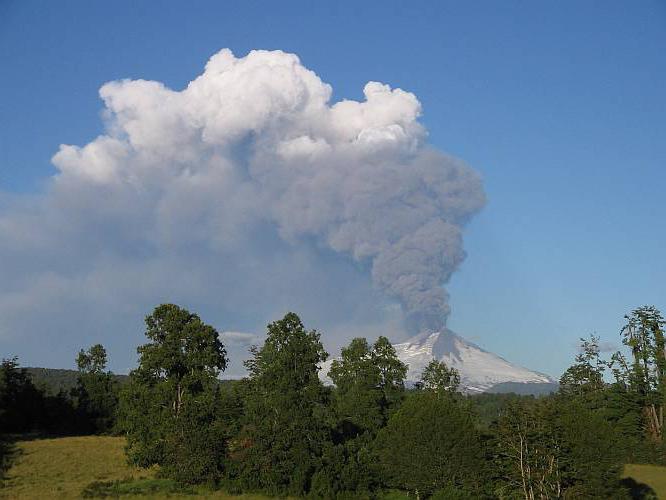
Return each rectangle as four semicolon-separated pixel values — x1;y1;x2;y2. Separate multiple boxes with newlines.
25;367;236;395
25;367;129;395
486;381;559;396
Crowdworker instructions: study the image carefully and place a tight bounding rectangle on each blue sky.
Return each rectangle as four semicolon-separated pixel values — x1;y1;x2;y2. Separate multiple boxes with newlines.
0;1;664;377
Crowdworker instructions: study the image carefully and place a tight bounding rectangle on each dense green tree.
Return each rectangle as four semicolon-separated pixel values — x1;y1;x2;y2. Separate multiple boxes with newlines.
0;357;79;436
328;336;407;436
74;344;118;433
310;432;378;499
559;335;606;398
617;306;666;441
374;392;486;498
418;358;460;394
117;304;228;484
0;357;42;433
228;312;330;496
493;397;563;499
329;338;382;435
315;336;407;497
555;397;628;498
493;395;628;499
76;344;108;374
371;336;407;415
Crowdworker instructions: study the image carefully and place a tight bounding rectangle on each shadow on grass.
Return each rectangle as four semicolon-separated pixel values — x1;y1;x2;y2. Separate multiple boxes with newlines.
620;477;658;500
0;435;22;482
81;478;196;498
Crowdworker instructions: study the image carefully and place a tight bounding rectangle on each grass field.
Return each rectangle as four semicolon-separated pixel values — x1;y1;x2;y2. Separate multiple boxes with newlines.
0;436;270;499
623;464;666;499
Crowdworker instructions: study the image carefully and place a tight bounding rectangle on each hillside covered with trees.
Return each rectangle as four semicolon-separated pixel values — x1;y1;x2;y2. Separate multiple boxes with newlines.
2;304;665;498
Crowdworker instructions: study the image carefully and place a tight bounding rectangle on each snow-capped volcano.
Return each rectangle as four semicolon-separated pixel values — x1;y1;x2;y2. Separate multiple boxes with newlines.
320;330;555;393
393;330;555;393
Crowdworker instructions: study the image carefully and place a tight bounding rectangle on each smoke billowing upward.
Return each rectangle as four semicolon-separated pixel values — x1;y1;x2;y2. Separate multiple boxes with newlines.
0;49;484;356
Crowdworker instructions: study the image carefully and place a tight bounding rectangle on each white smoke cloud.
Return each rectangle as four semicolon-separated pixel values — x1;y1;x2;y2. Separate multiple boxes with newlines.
0;49;484;369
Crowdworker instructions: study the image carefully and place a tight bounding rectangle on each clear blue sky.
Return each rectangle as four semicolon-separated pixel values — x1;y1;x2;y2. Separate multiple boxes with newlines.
0;0;664;377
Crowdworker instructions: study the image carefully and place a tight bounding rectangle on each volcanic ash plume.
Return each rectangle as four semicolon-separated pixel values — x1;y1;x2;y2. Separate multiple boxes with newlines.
46;49;485;333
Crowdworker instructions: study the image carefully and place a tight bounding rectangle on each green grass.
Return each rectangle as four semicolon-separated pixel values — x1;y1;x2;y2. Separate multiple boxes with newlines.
623;464;666;499
0;435;270;499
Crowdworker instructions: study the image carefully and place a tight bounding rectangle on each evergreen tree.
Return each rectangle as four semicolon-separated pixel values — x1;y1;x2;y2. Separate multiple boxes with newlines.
229;312;330;496
0;357;43;433
117;304;228;484
374;392;486;498
74;344;118;433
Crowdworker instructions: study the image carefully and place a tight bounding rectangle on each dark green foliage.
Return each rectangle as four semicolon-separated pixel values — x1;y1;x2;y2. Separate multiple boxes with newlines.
310;434;377;499
430;485;477;500
555;397;627;497
8;304;666;498
418;358;460;394
117;304;228;484
468;392;535;430
493;391;629;497
617;306;666;441
0;357;44;433
228;312;330;496
329;338;384;436
24;368;129;396
74;345;119;434
81;478;193;498
374;392;486;498
0;435;17;482
329;336;407;437
314;336;407;498
559;334;606;397
372;336;408;415
160;390;229;484
0;357;81;436
619;477;658;500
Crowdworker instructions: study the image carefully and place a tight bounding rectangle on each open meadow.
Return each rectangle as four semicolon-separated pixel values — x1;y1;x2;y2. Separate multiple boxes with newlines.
0;436;274;499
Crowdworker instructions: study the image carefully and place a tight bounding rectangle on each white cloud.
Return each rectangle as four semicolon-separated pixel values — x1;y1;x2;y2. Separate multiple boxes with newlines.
220;331;261;346
0;48;484;370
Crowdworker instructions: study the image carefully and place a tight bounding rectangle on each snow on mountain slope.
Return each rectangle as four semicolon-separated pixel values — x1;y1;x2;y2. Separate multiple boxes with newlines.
394;330;555;393
320;329;555;393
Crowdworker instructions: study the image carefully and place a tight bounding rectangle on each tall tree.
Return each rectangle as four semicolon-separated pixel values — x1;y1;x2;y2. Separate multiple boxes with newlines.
328;336;407;436
559;335;606;398
316;336;406;497
619;306;665;441
0;357;43;433
419;358;460;395
76;344;108;374
371;336;407;419
493;396;626;499
74;344;118;433
118;304;228;484
229;312;330;496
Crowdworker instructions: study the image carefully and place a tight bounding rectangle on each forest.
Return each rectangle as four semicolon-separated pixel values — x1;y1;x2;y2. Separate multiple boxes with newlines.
1;304;665;499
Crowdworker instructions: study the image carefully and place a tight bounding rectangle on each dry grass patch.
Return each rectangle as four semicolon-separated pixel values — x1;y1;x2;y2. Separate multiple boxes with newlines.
1;436;152;498
0;435;272;499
